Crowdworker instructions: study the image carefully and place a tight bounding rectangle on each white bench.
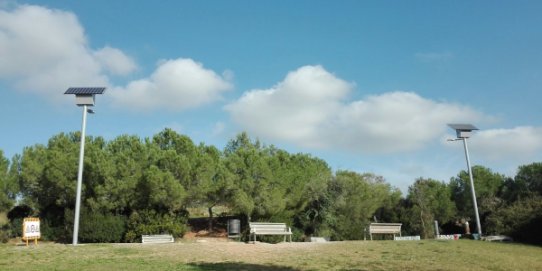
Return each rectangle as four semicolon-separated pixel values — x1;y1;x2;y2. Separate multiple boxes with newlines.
368;223;402;240
141;234;174;244
249;222;292;243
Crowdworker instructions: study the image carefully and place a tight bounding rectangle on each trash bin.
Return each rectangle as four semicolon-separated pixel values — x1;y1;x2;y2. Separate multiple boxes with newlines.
228;219;240;239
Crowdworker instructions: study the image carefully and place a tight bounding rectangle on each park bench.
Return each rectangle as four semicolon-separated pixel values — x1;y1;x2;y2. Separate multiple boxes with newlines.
368;223;402;240
141;234;174;244
249;222;292;243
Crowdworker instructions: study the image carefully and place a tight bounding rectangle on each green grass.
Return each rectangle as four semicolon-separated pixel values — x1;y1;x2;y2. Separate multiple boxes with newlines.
1;240;541;270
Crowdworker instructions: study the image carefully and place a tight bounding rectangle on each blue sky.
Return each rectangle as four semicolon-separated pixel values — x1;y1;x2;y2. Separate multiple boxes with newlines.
1;0;541;192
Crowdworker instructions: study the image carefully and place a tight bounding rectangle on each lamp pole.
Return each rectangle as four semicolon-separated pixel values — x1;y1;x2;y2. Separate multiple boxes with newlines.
461;137;482;237
64;87;105;246
447;123;482;238
73;104;88;245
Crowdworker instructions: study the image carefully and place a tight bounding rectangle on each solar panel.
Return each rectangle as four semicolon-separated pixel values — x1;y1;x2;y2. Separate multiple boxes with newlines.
64;87;106;95
448;124;478;131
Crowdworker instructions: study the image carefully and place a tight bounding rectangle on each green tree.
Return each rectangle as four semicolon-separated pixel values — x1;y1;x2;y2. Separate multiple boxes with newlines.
329;171;392;240
406;178;456;238
17;133;84;212
274;152;332;237
95;134;148;214
190;144;234;231
294;175;334;238
485;162;542;242
16;133;84;240
0;150;13;212
374;187;403;232
224;132;334;239
450;165;505;232
18;144;47;211
510;162;542;199
136;165;185;213
153;128;197;158
224;133;268;220
486;195;542;245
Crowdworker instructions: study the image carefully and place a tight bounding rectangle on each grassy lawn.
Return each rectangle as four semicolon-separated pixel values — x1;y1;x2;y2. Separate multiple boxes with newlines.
1;240;541;271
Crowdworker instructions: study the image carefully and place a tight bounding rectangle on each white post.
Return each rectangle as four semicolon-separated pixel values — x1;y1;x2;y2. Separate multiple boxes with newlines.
462;137;482;237
73;105;88;245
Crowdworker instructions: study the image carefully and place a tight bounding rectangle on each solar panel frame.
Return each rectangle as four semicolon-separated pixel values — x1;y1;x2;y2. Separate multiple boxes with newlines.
448;124;478;131
64;87;106;95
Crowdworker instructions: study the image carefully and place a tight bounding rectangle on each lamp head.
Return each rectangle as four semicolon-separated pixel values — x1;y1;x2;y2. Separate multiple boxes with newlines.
448;124;478;139
64;87;106;106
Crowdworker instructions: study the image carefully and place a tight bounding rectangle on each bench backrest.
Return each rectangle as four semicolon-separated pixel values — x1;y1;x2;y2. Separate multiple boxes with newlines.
369;223;402;234
249;222;290;233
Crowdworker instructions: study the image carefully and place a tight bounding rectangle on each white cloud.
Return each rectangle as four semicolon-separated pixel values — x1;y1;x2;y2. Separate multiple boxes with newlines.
94;46;137;76
0;5;136;101
0;4;229;112
470;126;542;161
330;92;484;153
226;65;487;154
110;58;233;111
226;65;352;147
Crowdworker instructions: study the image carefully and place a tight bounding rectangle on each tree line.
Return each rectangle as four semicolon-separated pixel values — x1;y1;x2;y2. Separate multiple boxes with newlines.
0;129;541;244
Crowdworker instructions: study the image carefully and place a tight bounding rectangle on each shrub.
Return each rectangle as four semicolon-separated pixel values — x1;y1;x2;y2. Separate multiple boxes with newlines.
7;217;23;238
486;196;542;245
65;209;126;243
0;225;10;243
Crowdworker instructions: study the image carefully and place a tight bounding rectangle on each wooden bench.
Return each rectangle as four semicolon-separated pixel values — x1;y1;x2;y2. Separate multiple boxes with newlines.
368;223;402;240
141;234;174;244
249;222;292;243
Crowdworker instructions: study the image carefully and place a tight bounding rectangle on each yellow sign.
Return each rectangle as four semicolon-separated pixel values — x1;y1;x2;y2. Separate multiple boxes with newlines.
22;217;40;246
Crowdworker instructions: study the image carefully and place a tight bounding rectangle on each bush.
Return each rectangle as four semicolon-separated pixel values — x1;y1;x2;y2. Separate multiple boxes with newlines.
486;196;542;245
0;225;10;243
65;209;126;243
125;210;188;243
6;216;55;242
8;217;22;238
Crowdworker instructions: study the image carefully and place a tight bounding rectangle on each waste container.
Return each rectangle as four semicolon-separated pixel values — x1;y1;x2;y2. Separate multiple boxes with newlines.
227;219;241;239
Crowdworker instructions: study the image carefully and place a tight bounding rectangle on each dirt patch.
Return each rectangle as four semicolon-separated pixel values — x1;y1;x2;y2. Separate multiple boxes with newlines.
118;240;326;265
185;216;237;241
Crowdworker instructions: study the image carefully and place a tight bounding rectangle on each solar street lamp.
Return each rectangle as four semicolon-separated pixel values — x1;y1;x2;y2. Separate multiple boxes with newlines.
64;87;105;245
448;123;482;237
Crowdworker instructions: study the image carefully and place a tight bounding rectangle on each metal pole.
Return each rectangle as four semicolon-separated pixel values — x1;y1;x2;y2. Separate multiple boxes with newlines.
462;137;482;237
73;104;88;245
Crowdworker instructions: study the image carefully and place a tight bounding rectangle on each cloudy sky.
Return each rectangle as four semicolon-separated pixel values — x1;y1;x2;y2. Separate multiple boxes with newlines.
1;1;541;192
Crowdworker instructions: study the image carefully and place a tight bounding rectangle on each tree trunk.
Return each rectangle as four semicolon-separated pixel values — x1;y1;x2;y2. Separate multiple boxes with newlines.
420;210;427;239
208;206;214;232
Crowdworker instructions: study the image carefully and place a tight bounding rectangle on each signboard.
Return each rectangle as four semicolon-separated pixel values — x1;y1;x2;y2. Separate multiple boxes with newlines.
394;236;421;241
22;217;40;246
436;234;461;240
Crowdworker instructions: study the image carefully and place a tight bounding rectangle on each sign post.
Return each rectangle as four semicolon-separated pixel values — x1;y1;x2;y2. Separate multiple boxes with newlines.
22;217;40;246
